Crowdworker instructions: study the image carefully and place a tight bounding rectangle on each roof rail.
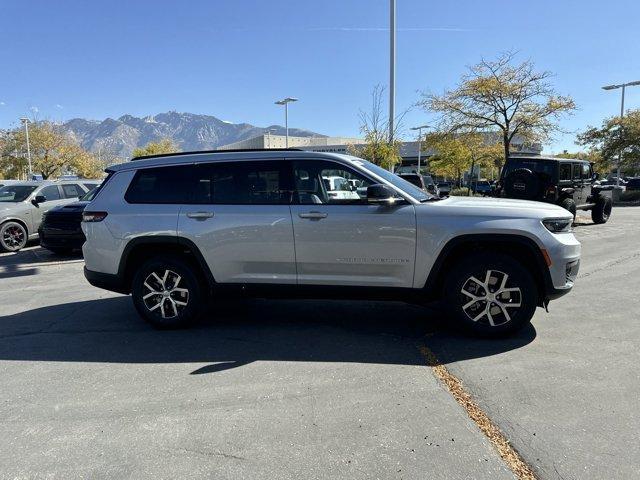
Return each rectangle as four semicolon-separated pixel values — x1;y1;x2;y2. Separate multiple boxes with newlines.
131;148;303;161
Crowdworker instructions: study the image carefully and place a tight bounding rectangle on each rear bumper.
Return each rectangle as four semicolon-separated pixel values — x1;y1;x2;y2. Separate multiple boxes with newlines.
84;266;129;295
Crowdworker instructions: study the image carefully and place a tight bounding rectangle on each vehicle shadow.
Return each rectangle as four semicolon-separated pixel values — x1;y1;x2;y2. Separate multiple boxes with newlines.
0;247;82;279
0;296;536;374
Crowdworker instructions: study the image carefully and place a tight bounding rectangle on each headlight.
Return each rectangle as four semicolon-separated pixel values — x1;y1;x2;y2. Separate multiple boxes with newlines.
542;218;572;233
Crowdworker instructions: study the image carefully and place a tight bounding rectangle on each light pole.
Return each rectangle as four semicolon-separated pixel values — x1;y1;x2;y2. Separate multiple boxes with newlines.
602;80;640;186
388;0;396;148
410;125;430;174
274;97;298;148
20;118;33;177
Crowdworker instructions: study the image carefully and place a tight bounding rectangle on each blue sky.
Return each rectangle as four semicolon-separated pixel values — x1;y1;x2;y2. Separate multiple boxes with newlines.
1;0;639;153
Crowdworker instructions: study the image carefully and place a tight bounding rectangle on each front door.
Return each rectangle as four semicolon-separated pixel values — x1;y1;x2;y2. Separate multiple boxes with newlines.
177;159;296;284
290;160;417;288
30;185;70;231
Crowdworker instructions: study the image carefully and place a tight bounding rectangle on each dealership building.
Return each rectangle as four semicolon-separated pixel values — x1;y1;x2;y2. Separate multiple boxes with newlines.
217;133;541;170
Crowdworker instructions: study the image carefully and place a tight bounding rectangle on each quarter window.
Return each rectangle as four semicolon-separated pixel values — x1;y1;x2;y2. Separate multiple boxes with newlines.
40;185;61;201
125;165;192;204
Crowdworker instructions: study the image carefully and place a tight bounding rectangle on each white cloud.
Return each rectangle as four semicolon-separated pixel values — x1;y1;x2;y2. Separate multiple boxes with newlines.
30;106;39;113
55;104;63;109
0;101;5;106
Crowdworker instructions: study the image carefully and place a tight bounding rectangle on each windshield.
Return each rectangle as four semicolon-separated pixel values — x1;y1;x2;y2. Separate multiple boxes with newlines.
0;185;37;202
80;188;97;201
352;158;433;201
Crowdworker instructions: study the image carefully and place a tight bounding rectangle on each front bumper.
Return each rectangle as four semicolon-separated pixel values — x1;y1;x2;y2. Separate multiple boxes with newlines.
542;231;581;301
39;228;85;250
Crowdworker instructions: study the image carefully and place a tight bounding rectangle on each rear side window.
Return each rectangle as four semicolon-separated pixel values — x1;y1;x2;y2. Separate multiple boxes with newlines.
192;161;291;205
559;164;572;181
82;182;99;191
125;165;192;204
62;184;85;198
40;185;61;201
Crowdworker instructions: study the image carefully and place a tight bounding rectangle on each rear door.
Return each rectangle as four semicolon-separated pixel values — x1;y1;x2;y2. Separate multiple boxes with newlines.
177;159;296;284
290;159;416;288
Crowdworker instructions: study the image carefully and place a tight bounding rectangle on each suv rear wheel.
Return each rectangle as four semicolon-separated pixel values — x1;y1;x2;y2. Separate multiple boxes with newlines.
131;255;204;328
443;253;537;337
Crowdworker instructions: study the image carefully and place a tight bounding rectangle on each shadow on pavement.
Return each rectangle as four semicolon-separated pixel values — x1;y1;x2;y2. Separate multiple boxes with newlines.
0;247;82;279
0;296;536;374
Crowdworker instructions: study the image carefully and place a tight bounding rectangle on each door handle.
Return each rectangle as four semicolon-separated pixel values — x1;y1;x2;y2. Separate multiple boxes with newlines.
299;211;328;219
186;211;214;220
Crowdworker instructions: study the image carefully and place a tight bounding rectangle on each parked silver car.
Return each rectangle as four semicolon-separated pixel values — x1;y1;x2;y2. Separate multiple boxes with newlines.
0;180;100;251
82;150;580;337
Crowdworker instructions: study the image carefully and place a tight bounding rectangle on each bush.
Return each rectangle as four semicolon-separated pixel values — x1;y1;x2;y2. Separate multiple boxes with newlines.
620;190;640;202
450;187;482;196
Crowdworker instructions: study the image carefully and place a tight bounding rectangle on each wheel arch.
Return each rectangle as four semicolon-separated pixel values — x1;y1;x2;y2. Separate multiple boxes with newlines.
423;234;550;306
118;236;215;293
1;217;30;235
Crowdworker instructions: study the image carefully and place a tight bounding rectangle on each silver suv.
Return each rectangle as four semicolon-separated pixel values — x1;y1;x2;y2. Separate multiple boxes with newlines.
82;150;580;337
0;180;99;251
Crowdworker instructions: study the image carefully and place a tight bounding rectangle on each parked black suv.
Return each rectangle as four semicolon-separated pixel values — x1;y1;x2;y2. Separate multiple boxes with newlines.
497;156;613;223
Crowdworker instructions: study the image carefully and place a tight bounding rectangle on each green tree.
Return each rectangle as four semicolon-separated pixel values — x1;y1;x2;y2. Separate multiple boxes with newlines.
349;85;403;171
1;121;103;179
421;52;576;164
556;150;609;174
132;138;180;158
426;132;502;192
577;110;640;174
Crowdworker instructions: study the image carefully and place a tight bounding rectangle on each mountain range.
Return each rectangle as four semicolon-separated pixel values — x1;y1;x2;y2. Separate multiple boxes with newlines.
60;111;324;159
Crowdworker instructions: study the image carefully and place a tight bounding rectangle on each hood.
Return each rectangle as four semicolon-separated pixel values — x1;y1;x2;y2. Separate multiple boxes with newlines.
47;201;89;214
426;195;572;219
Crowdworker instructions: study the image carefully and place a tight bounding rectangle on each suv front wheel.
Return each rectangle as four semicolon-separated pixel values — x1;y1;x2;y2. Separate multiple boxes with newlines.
131;255;204;328
443;253;537;337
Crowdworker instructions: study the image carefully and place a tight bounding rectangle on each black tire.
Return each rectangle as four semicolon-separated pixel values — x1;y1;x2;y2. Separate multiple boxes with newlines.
443;252;538;337
503;168;540;200
591;196;612;224
559;197;577;220
131;255;204;329
0;221;28;252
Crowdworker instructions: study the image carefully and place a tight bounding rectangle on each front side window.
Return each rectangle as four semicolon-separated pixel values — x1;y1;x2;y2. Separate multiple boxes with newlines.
0;185;37;202
293;160;373;205
40;185;61;201
192;161;291;205
581;163;591;179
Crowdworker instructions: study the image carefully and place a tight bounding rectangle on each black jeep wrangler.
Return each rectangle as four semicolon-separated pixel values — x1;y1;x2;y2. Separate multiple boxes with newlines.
497;156;613;224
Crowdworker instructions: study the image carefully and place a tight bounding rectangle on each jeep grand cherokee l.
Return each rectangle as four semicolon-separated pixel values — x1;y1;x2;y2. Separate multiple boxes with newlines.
82;150;580;337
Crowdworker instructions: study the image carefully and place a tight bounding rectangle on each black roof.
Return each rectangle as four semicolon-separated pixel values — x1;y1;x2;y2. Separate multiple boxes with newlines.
131;148;303;161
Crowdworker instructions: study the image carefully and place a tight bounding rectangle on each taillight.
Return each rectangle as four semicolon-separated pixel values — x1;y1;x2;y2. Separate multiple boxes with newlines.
545;185;557;198
82;211;108;222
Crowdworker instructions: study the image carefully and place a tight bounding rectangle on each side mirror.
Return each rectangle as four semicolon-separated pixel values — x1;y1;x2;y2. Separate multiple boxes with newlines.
32;195;46;206
367;184;398;204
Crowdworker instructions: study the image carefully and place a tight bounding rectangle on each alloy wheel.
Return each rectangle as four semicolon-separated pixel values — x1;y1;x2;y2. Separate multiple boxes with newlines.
460;269;522;327
141;269;190;319
1;223;27;251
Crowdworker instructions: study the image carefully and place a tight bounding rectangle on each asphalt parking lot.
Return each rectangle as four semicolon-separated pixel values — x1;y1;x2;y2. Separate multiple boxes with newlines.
1;208;639;479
